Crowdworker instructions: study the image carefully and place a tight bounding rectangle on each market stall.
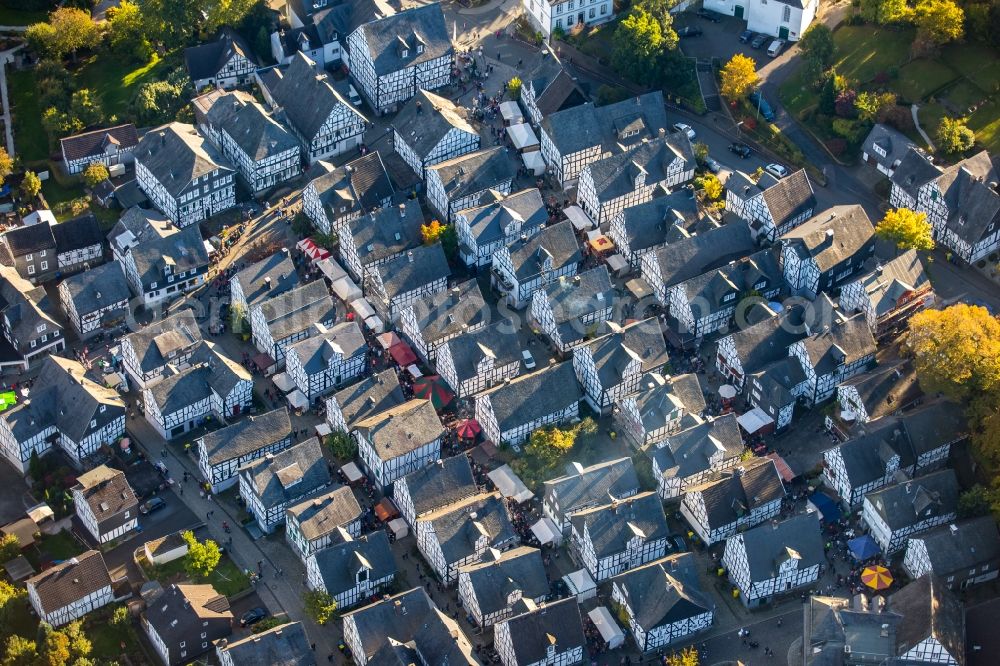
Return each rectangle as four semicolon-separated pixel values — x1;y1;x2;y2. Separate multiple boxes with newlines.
530;516;562;546
507;123;540;152
499;100;524;125
563;569;597;602
487;464;534;503
563;205;594;231
587;607;625;649
523;150;546;176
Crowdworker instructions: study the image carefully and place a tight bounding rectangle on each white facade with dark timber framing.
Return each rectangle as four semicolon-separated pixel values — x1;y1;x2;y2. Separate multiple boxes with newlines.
780;205;877;300
26;550;114;627
305;531;396;609
72;465;139;544
435;322;522;397
529;266;614;354
542;457;640;534
239;437;332;534
285;321;368;402
569;492;669;582
862;470;960;555
788;312;876;406
491;220;581;308
301;151;394;236
392;454;479;528
196;408;293;493
494;597;586;666
59;124;138;174
725;168;816;242
364;243;450;322
456;546;549;628
839;249;934;337
425;147;515;222
183;27;258;90
286;484;363;559
338;199;423;282
250;279;337;364
398;279;487;362
902;517;1000;590
324;368;405;434
392;89;480;179
454;188;548;268
615;372;706;449
353;399;443;489
573;319;669;414
119;310;203;390
57;261;131;339
651;413;745;500
679;459;786;545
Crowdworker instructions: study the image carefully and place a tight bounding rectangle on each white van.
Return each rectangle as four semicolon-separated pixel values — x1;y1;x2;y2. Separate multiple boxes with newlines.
767;39;785;58
348;84;362;107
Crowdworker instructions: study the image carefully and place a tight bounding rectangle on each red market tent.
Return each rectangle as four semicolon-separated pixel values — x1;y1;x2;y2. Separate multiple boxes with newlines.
388;342;417;367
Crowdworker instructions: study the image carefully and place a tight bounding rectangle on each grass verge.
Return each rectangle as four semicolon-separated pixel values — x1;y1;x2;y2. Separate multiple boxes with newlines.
143;553;252;597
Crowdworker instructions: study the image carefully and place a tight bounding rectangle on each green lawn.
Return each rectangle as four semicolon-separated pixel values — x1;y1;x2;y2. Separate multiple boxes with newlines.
38;530;86;560
895;60;959;104
832;25;914;84
0;7;48;25
8;69;48;164
941;80;988;113
84;608;146;663
969;99;1000;153
145;553;252;598
75;52;174;120
941;42;1000;92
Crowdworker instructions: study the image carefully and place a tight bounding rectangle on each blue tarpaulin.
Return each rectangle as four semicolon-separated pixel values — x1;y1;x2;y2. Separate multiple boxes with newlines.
809;492;841;523
848;535;881;560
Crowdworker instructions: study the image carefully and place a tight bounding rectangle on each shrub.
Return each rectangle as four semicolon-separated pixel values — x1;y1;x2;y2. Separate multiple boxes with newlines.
825;138;848;156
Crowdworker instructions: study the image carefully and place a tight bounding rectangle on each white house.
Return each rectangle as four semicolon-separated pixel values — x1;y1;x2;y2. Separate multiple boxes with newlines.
305;531;396;609
902;517;1000;591
494;597;586;666
229;250;300;314
238;437;332;534
492;220;581;308
475;361;582;447
183;27;258;90
425;147;516;222
523;0;615;40
59;124;138;175
286;484;363;559
542;457;639;534
862;470;960;555
354;399;443;489
704;0;818;41
457;546;549;628
651;413;745;500
822;419;916;507
569;491;669;582
339;199;423;281
615;372;706;449
454;187;548;268
530;266;614;354
250;279;337;364
325;368;405;433
217;622;313;666
26;550;114;627
0;266;65;370
398;279;487;361
788;312;876;406
364;243;450;322
120;310;203;390
838;249;934;337
392;89;480;179
57;261;131;339
520;56;586;126
607;189;710;269
781;205;877;299
392;454;479;528
715;303;819;391
573;319;669;414
196;407;293;493
301;151;394;236
887;574;966;666
285;321;368;403
861;123;917;178
725;169;816;242
680;459;785;545
434;322;522;397
72;465;138;545
143;583;233;666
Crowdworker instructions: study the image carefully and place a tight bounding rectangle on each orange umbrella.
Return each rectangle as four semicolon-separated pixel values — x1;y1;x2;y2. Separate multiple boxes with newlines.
861;565;893;590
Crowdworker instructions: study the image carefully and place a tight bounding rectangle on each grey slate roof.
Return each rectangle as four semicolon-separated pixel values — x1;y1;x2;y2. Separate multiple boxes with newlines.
796;313;876;375
394;454;477;518
866;469;960;530
354;399;442;461
59;123;139;163
912;517;1000;578
427;147;516;205
217;622;315;666
650;223;755;288
133;122;234;198
201;408;292;466
286;321;367;375
478;361;582;432
311;531;396;596
287;485;362;541
404;279;487;347
148;343;251;415
805;595;901;666
890;575;965;666
2;220;55;256
27;550;112;614
587;133;696;201
674;248;784;316
966;598;1000;666
541;91;668;157
350;199;423;265
307;151;394;218
257;279;336;342
52;213;104;253
760;169;816;228
611;553;712;631
570;491;668;558
629;372;706;433
268;52;367;141
539;265;614;332
543;457;640;519
737;513;825;582
899;401;968;456
313;0;395;41
507;220;581;282
890;148;942;200
935;150;1000;247
616;190;707;254
421;492;516;563
839;360;923;421
862;123;915;171
457;546;548;617
60;261;131;315
652;413;743;482
498;598;586;664
144;583;232;661
748;357;807;410
183;26;257;82
124;309;202;375
782;205;876;273
532;68;586;118
688;459;785;530
461;188;548;245
724;303;819;375
241;437;331;508
109;207;209;288
371;243;450;301
203;90;299;161
830;419;915;489
393;89;477;161
584;319;669;388
444;322;522;383
355;3;453;77
0;266;62;354
74;465;138;534
232;251;300;308
328;369;405;429
850;250;930;318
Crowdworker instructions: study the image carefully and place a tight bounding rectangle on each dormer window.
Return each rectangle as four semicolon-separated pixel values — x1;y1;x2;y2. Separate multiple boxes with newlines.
401;48;409;58
416;44;424;54
723;292;736;302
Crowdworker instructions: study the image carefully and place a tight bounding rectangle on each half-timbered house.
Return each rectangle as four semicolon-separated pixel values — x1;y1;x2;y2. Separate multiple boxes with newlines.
475;361;582;447
57;261;130;339
573;319;669;414
0;266;65;369
392;89;480;178
196;408;293;493
285;321;367;402
610;553;714;652
863;469;960;554
425;147;516;221
788;312;876;405
607;190;712;268
530;266;614;353
492;220;581;308
120;310;203;390
393;454;478;527
325;368;405;433
520;57;586;126
59;124;138;174
286;485;363;559
539;92;668;188
143;583;233;666
722;513;824;607
839;250;934;336
229;250;300;314
354;399;443;489
339;199;423;280
498;598;586;666
305;531;396;609
364;243;450;321
615;372;706;449
133;123;236;226
861;123;916;178
542;457;639;534
26;550;114;627
457;546;549;628
216;622;313;666
346;4;454;115
903;517;1000;590
569;491;669;581
651;413;744;500
679;459;785;545
745;357;809;432
239;437;332;534
72;465;138;545
577;131;696;225
454;187;548;268
142;342;253;440
822;419;916;506
889;147;944;210
780;205;877;299
301;151;394;235
725;169;816;242
398;279;487;361
0;214;102;285
251;279;337;364
49;214;104;279
108;207;210;306
833;361;923;430
435;322;522;397
887;575;966;666
183;27;258;90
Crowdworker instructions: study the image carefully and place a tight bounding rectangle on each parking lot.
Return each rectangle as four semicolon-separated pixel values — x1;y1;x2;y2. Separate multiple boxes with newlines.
675;10;783;67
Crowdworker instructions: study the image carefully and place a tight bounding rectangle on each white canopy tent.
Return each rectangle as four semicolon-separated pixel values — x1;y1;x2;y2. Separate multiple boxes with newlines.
272;372;295;393
286;389;309;411
350;298;376;320
499;100;524;125
737;407;774;434
387;518;409;539
563;569;597;602
487;465;533;503
606;253;630;276
530;516;562;546
316;257;346;282
523;151;546;176
587;607;625;649
314;422;332;438
331;276;362;302
563;205;594;231
364;315;385;334
341;462;364;483
507;123;539;151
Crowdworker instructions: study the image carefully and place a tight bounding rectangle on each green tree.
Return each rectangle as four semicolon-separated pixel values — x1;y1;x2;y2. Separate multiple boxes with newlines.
24;21;58;58
719;54;759;101
29;8;101;61
612;8;664;85
61;622;90;663
819;69;847;115
0;148;12;189
251;616;288;633
859;0;911;24
2;635;37;666
141;0;203;48
875;208;934;251
958;484;994;518
0;579;26;627
936;116;975;153
205;0;259;36
37;623;70;666
831;118;866;143
508;76;522;100
633;0;678;49
854;91;896;123
325;431;357;461
302;590;337;625
695;173;723;200
81;163;110;189
107;0;153;62
914;0;964;45
69;89;104;129
180;530;221;580
693;141;710;165
798;24;835;70
0;533;18;562
20;172;41;200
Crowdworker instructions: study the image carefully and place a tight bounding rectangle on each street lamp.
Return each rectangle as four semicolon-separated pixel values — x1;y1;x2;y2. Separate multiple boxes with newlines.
734;120;744;140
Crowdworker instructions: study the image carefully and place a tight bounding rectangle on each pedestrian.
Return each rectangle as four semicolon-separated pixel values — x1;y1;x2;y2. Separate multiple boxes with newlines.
311;643;316;651
327;654;334;663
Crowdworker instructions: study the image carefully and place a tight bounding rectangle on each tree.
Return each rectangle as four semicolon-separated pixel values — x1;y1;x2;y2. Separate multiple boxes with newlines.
958;484;994;518
0;148;12;188
251;616;288;633
141;0;203;48
325;431;357;461
719;54;759;101
875;208;934;251
905;304;1000;402
859;0;911;24
855;91;897;123
695;174;723;200
37;623;70;666
302;590;337;625
508;76;522;100
107;0;153;62
70;89;104;129
633;0;678;49
612;8;664;85
798;24;835;70
666;646;700;666
25;21;58;58
0;534;18;563
180;530;221;579
205;0;259;36
30;9;101;61
81;163;110;189
110;605;131;628
20;172;41;200
936;116;976;154
819;69;847;115
0;579;26;627
523;424;580;470
914;0;964;46
693;141;710;165
131;77;190;126
2;635;37;666
420;219;446;245
61;622;91;663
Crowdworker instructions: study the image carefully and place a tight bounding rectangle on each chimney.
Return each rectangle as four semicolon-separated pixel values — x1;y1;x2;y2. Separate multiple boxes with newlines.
407;250;414;263
264;276;272;290
950;524;958;536
450;287;461;304
573;275;581;285
399;203;406;218
95;290;102;301
658;127;666;139
825;228;835;240
744;185;750;194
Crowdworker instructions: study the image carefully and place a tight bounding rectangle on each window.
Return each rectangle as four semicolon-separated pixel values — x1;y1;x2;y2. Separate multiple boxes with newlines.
782;5;790;21
200;632;207;639
567;14;575;24
568;0;574;8
179;642;186;649
27;265;35;275
401;49;409;57
24;254;31;261
40;261;48;271
39;250;46;258
556;3;562;12
588;7;594;17
150;282;157;289
36;323;45;333
600;3;607;14
124;511;130;518
100;405;106;413
202;643;208;649
723;293;736;302
90;420;96;428
556;18;562;27
30;340;36;349
416;45;424;54
40;334;46;343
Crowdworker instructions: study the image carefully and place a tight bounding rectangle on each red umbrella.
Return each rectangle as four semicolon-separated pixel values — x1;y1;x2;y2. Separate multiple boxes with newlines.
456;419;481;439
412;375;454;409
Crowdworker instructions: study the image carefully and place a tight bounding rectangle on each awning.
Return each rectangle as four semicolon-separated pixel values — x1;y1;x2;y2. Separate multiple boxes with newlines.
315;423;332;438
767;452;796;482
287;389;309;410
389;342;418;367
350;298;376;320
737;407;774;434
587;235;614;254
848;534;880;560
587;607;625;649
530;516;562;545
296;238;331;262
374;498;399;521
499;100;523;124
272;372;295;393
406;364;423;378
810;492;843;523
625;278;653;300
606;253;629;276
563;569;597;601
1;518;37;547
364;315;384;334
376;332;402;350
507;122;539;150
25;503;53;524
331;276;362;302
487;464;533;503
316;257;346;283
203;240;216;256
563;205;594;231
2;555;34;582
523;150;546;176
253;353;276;373
342;462;363;483
387;518;409;539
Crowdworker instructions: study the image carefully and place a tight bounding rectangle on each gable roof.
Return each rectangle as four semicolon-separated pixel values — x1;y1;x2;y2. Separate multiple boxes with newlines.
327;369;405;429
760;168;816;227
782;205;875;272
459;188;548;245
850;250;930;317
217;622;315;666
241;437;332;507
183;27;257;82
611;553;712;630
541;91;668;157
724;303;820;375
286;321;367;375
354;3;453;77
583;319;669;388
202;90;299;161
124;309;203;375
287;485;362;541
394;454;478;518
796;313;876;375
307;151;394;218
74;465;138;523
866;469;960;529
827;419;915;489
147;343;251;415
628;372;706;434
444;321;522;383
534;69;586;117
426;147;516;204
420;492;516;563
60;261;131;315
133;122;234;198
27;550;112;614
585;133;697;201
392;89;477;160
348;199;423;265
403;278;487;346
913;517;1000;576
506;220;581;281
257;279;336;342
310;531;396;595
59;123;139;163
457;546;549;616
652;413;743;482
232;251;300;308
497;598;586;663
862;123;915;170
370;243;450;300
890;148;943;200
674;248;784;315
478;361;582;431
616;189;707;254
686;459;785;529
890;575;965;665
145;583;232;653
543;457;640;518
649;223;755;288
737;513;825;581
540;265;614;325
200;408;292;466
2;221;55;256
899;401;968;456
268;52;367;141
354;399;442;460
569;491;669;558
934;150;1000;246
839;360;923;421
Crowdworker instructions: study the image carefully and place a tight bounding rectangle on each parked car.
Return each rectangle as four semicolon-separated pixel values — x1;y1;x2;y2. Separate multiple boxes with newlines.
767;39;786;57
765;163;789;178
728;143;752;158
696;8;720;21
240;607;269;627
705;157;722;174
678;25;703;38
673;123;696;140
521;349;536;370
139;497;166;515
739;30;754;43
750;34;769;49
748;91;775;122
666;534;688;553
348;85;362;107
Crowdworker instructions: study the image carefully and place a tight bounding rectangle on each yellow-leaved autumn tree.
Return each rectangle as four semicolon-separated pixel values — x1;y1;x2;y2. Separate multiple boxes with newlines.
720;54;759;101
421;219;446;245
875;208;935;251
